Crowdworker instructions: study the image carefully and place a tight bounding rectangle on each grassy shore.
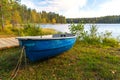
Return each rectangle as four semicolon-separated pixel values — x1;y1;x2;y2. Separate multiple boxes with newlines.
0;24;57;38
0;41;120;80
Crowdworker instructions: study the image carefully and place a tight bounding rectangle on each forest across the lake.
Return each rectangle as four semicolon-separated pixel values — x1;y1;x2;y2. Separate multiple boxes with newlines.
66;15;120;23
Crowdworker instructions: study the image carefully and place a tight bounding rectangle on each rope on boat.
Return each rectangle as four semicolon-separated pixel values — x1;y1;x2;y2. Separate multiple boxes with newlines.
10;46;26;80
24;46;27;78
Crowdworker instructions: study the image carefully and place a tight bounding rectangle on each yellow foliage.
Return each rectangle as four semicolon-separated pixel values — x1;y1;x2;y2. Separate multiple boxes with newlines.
42;28;57;35
52;18;56;24
42;18;47;23
12;10;22;24
5;20;11;25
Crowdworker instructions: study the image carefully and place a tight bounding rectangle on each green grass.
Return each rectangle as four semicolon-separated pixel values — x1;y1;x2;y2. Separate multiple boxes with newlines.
0;41;120;80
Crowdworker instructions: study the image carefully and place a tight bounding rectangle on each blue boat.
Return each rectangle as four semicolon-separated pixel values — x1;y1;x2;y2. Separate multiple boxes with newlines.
17;34;76;62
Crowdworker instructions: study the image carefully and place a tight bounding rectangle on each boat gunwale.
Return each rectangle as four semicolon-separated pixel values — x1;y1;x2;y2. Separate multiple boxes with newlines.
16;36;76;40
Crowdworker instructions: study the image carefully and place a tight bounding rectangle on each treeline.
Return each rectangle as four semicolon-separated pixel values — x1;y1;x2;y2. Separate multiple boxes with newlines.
0;0;66;30
66;15;120;23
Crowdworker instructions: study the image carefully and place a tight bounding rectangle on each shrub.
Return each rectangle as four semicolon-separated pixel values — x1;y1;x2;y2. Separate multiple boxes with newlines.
69;23;119;47
102;38;119;47
83;24;101;44
20;24;42;36
1;26;18;35
0;24;58;37
69;23;85;40
19;24;57;36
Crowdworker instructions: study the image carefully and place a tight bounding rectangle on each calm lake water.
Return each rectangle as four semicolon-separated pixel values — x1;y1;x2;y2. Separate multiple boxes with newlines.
40;24;120;38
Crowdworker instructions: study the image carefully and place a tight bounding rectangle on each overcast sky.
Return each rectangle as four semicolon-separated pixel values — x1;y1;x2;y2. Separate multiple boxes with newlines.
21;0;120;18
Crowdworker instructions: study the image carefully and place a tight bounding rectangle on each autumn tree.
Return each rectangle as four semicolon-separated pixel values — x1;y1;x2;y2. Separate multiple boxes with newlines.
52;18;56;24
12;10;22;26
0;0;66;31
0;0;21;30
0;0;9;30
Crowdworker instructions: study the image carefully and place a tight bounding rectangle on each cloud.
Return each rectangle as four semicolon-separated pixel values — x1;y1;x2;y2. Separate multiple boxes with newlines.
67;0;120;18
21;0;35;8
21;0;120;18
21;0;87;15
99;0;120;16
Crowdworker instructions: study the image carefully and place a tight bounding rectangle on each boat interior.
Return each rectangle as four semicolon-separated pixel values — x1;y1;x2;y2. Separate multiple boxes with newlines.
52;34;75;37
16;34;75;40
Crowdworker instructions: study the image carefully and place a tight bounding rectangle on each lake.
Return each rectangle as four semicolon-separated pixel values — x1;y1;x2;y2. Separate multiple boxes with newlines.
40;24;120;38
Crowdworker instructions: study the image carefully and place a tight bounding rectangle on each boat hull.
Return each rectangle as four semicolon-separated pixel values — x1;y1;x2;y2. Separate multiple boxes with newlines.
18;36;76;61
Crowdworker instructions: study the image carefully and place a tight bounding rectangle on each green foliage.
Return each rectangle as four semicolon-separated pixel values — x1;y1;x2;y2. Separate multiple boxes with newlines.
19;24;57;36
101;31;119;47
69;23;85;39
19;24;42;36
0;25;20;36
83;25;101;44
89;25;98;38
103;38;119;47
69;23;120;47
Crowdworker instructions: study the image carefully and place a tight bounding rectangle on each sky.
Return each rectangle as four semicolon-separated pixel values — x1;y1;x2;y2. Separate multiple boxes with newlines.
21;0;120;18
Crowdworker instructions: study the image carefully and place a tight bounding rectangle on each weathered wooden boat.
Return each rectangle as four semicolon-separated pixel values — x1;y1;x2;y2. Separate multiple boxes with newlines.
17;34;76;62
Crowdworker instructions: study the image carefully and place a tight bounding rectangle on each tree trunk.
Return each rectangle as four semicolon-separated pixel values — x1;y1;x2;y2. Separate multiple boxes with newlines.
0;5;4;30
